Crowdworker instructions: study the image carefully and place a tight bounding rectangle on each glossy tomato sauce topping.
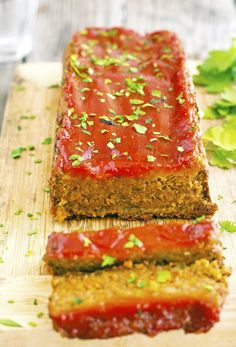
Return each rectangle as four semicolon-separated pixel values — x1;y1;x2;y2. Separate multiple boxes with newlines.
45;221;215;262
54;28;200;178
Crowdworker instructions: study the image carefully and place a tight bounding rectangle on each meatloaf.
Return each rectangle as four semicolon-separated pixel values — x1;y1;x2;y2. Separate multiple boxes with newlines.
50;27;217;221
44;221;222;273
49;259;230;339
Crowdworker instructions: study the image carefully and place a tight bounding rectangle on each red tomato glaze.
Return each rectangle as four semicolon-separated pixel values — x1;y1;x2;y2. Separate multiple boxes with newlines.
45;221;216;262
53;28;200;178
51;298;219;338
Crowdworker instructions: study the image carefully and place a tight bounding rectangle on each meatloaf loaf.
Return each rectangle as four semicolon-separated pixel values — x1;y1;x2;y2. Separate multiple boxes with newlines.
50;27;217;221
44;221;222;273
49;259;230;339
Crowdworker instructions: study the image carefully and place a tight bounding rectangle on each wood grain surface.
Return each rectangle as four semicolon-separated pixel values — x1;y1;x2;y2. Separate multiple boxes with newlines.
0;62;235;346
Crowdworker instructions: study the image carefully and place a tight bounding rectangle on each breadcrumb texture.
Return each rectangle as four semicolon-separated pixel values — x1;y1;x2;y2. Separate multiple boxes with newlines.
49;259;230;339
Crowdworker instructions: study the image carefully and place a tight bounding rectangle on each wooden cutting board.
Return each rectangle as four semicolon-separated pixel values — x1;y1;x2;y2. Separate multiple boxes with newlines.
0;62;235;347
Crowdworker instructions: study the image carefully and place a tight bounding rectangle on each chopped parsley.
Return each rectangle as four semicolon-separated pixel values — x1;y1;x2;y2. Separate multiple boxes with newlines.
177;146;184;153
133;123;147;134
41;137;52;145
11;147;25;159
124;234;143;249
176;92;185;104
130;99;144;105
28;321;37;328
14;209;23;216
136;280;146;288
83;236;92;247
101;255;116;267
34;159;42;164
69;154;83;167
151;90;161;97
0;319;22;327
219;220;236;233
37;312;44;318
193;215;206;223
72;297;83;305
125;78;146;95
43;187;50;193
147;155;156;162
156;270;172;283
127;273;136;284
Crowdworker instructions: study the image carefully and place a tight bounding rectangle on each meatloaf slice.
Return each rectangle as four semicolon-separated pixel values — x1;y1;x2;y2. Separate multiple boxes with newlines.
50;27;217;221
49;259;230;339
44;221;222;274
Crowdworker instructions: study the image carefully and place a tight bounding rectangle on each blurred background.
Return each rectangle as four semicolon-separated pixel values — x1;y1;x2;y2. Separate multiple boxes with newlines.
0;0;236;126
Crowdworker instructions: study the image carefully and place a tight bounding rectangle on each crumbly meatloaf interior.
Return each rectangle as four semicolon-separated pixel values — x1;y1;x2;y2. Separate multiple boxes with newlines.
51;168;217;221
50;259;229;315
49;259;230;338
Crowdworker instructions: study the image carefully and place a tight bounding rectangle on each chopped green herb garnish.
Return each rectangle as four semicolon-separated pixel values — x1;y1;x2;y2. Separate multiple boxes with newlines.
43;187;50;193
15;85;25;92
36;312;44;318
104;78;112;85
218;195;223;200
107;141;115;149
28;321;37;328
133;123;147;134
33;299;38;306
176;92;185;104
83;236;92;247
124;234;143;249
20;114;36;120
7;300;15;304
100;129;109;134
25;250;33;257
28;145;35;151
177;146;184;153
147;155;156;162
125;78;146;95
127;273;136;284
164;103;174;109
203;284;214;291
0;257;4;264
145;118;152;124
11;147;25;159
129;67;138;73
219;220;236;233
193;215;206;223
136;280;146;288
156;270;172;283
151;90;161;97
0;224;4;227
14;209;23;216
0;319;22;327
41;137;52;145
137;308;143;317
72;298;83;305
27;230;37;236
101;255;116;267
130;99;144;105
48;84;60;89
